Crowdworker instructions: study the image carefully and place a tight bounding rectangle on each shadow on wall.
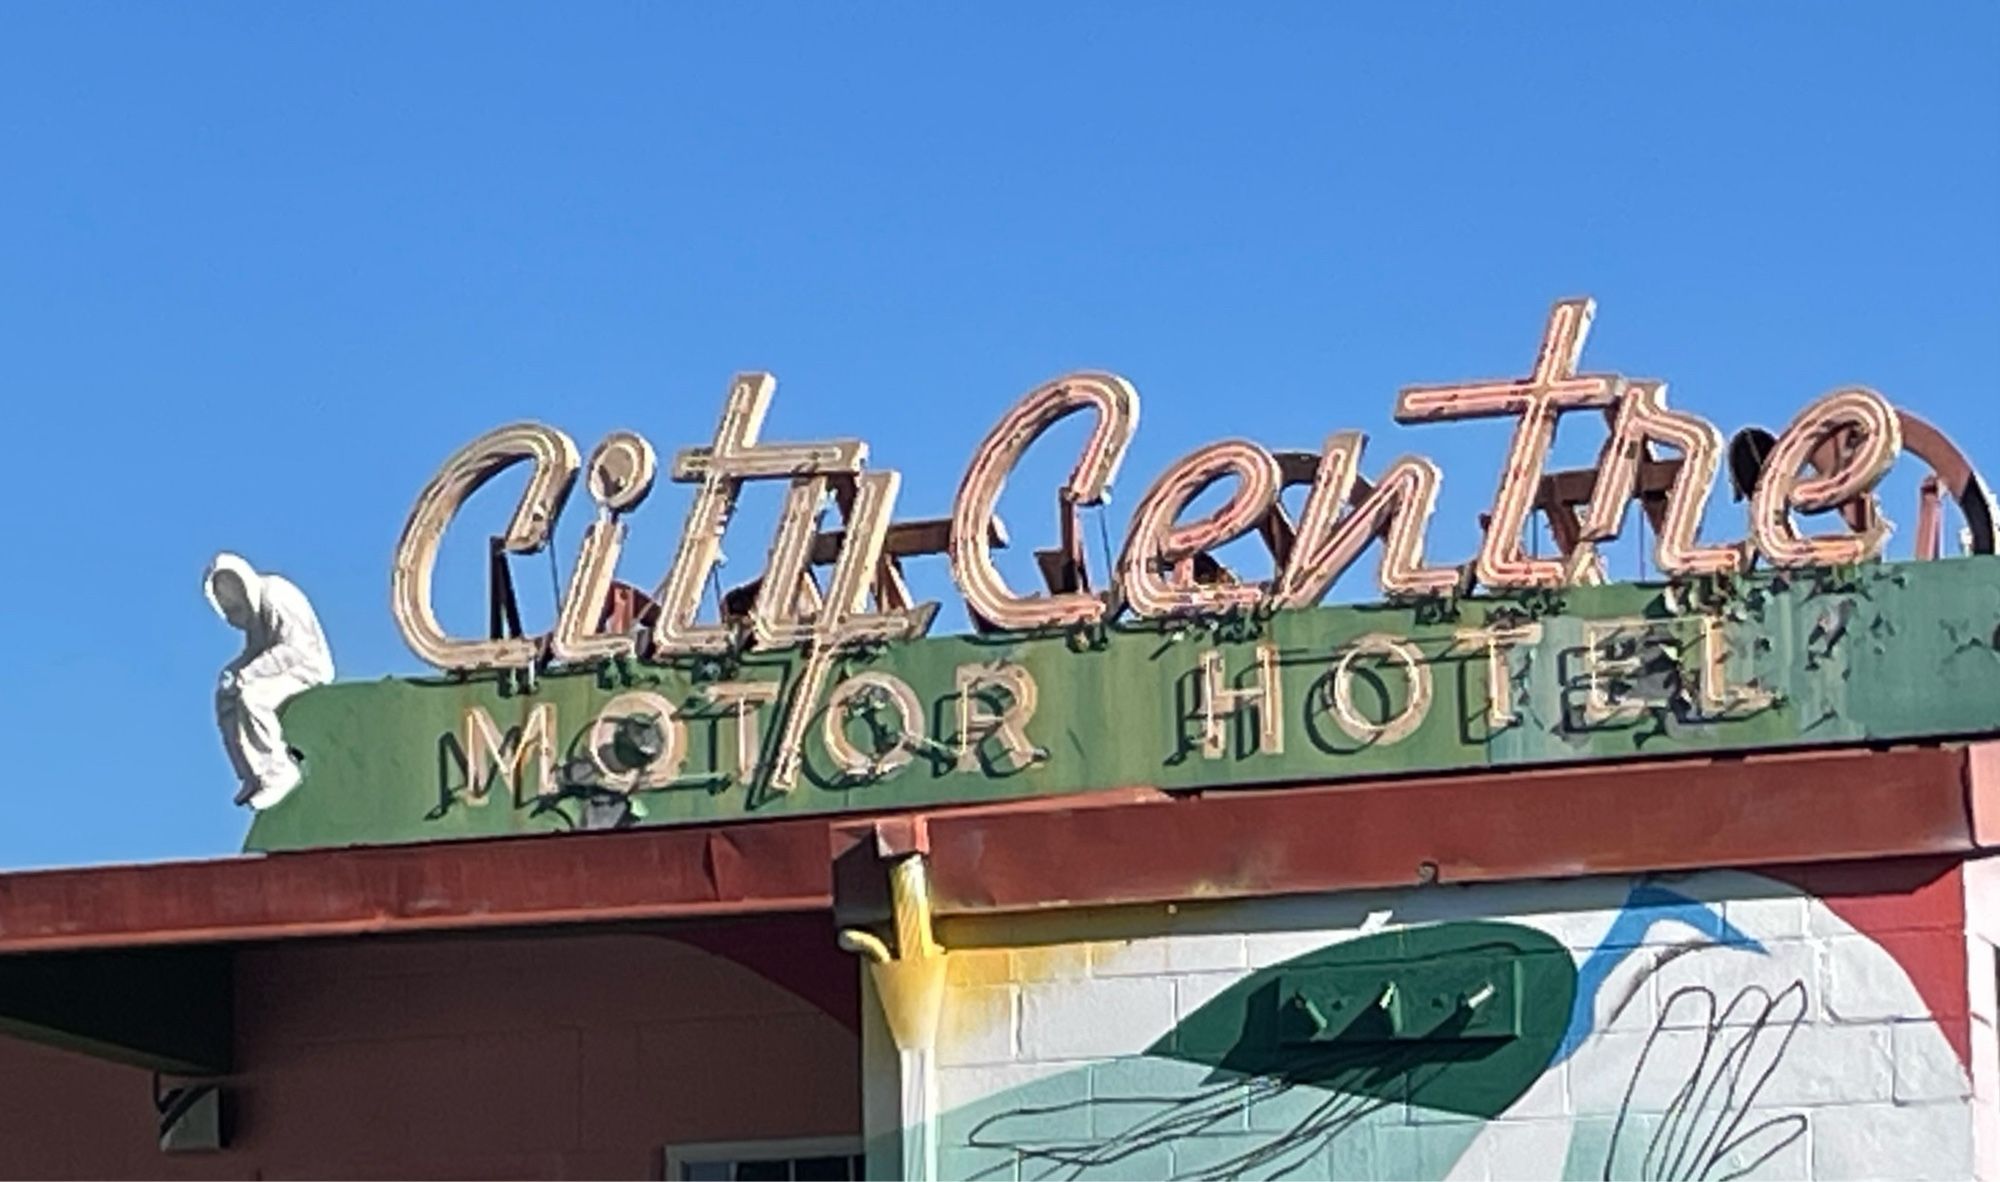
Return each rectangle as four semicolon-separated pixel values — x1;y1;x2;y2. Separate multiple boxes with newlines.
948;890;1823;1182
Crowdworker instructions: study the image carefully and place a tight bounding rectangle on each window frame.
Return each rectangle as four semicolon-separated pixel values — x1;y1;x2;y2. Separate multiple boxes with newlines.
661;1135;867;1181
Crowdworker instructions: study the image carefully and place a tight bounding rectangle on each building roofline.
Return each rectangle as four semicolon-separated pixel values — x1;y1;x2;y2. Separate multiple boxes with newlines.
1;740;1996;956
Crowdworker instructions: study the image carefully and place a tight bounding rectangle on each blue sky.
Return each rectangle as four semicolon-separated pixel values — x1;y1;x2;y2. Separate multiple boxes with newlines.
1;4;1995;868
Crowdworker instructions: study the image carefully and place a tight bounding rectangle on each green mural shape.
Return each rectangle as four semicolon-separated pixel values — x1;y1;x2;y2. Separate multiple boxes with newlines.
246;556;2000;852
1154;921;1575;1122
939;921;1575;1180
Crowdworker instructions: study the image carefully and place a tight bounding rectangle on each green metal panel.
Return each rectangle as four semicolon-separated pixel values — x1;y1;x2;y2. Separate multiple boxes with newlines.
1158;922;1573;1117
939;920;1575;1181
1277;952;1522;1044
246;557;2000;853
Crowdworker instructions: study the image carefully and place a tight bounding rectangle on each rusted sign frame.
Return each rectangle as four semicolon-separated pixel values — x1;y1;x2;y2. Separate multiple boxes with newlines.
371;299;2000;809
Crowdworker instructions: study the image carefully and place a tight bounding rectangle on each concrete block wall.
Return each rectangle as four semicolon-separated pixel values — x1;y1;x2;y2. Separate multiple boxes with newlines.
0;919;860;1180
1962;854;2000;1178
912;861;1983;1181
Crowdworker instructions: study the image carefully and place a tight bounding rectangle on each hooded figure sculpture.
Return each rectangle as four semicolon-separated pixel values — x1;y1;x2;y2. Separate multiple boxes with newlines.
205;553;335;810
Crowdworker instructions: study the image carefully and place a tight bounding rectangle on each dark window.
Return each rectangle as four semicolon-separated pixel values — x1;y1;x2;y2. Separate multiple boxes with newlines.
674;1149;865;1181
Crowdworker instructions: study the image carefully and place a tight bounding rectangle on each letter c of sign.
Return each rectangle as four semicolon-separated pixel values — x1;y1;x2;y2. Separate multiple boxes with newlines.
950;373;1139;632
391;422;581;671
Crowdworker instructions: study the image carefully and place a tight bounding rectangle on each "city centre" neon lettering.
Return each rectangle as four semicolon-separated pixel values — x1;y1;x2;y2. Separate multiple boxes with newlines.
391;298;1976;791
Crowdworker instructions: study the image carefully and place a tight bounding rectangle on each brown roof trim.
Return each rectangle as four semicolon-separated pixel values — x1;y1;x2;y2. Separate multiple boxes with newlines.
0;743;1994;954
0;815;837;955
922;743;2000;913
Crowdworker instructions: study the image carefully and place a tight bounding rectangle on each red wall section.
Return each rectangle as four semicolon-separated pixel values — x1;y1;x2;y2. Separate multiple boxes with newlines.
0;920;859;1180
1769;856;1971;1067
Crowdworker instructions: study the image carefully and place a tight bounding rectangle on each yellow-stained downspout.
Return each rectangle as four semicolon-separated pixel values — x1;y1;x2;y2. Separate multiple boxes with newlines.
841;853;948;1181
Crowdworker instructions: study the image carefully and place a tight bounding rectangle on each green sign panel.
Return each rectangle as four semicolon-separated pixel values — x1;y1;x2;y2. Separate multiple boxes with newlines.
245;557;2000;853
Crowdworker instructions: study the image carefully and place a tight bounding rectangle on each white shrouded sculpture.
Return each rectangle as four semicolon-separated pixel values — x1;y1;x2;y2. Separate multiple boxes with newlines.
205;553;335;810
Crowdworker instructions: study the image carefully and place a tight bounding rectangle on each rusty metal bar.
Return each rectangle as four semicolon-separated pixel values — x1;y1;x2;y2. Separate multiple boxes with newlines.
923;744;1994;914
486;535;525;644
0;819;838;955
1534;455;1683;560
1917;475;1945;561
1;746;1992;955
808;516;1006;565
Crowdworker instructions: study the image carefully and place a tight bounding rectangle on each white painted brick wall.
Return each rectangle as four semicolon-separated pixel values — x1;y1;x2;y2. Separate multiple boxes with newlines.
1823;932;1930;1023
936;983;1014;1068
1897;1019;1975;1103
1647;938;1822;1026
1753;1023;1894;1108
1813;1102;1973;1182
1471;1117;1578;1182
917;867;1980;1181
1169;971;1239;1028
1018;975;1175;1062
1726;893;1813;942
937;1060;1085;1132
1964;853;2000;1179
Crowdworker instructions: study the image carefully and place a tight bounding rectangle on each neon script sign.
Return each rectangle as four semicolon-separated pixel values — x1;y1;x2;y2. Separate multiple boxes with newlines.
391;298;1956;788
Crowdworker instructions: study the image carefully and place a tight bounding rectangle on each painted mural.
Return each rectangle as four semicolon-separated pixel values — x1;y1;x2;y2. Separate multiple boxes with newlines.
920;867;1972;1181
